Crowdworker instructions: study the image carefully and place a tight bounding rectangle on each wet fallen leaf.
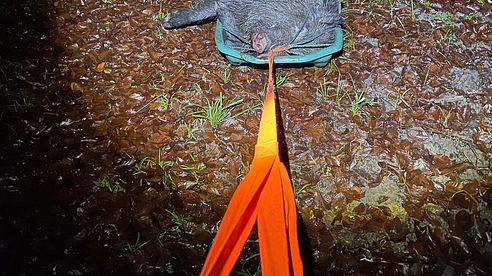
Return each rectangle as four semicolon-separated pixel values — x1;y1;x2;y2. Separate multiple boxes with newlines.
149;50;160;62
96;62;106;72
70;81;83;91
462;180;480;196
451;191;478;213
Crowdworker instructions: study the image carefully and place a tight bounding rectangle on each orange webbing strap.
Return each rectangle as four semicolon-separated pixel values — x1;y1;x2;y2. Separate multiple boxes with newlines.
200;47;303;276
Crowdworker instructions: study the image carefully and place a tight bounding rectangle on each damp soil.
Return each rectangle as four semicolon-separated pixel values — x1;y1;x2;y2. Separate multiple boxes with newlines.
1;0;492;275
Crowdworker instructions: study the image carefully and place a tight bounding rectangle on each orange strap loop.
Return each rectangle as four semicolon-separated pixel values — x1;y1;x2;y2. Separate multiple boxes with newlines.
200;47;303;276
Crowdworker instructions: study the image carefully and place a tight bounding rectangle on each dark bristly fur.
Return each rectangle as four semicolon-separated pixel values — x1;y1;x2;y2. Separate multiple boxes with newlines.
162;0;342;55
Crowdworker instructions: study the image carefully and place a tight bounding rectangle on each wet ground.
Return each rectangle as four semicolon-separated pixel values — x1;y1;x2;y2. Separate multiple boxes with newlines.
1;0;491;275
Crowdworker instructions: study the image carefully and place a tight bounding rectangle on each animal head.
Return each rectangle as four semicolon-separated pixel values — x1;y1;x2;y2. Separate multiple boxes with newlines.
251;32;271;54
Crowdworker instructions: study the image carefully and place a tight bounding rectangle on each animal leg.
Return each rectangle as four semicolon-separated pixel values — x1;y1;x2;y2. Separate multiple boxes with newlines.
162;0;217;29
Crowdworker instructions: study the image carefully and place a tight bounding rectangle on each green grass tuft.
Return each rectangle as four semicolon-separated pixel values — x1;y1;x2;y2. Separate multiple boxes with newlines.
93;175;125;193
192;93;243;128
126;232;150;253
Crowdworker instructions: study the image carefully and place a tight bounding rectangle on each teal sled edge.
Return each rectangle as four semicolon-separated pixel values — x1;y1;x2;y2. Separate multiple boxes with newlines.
214;21;343;66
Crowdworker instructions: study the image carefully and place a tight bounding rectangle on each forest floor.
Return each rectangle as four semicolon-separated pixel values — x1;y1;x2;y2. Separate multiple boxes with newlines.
1;0;491;275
